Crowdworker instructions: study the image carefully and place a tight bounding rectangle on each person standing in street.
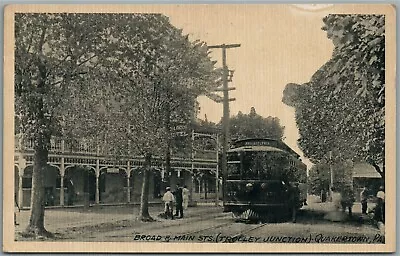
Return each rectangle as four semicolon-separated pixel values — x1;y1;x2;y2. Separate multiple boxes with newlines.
360;187;368;214
375;186;385;223
288;182;300;223
162;187;175;219
174;185;184;218
182;185;190;210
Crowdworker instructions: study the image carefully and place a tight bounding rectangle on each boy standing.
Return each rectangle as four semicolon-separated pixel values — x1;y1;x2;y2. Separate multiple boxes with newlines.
162;187;175;219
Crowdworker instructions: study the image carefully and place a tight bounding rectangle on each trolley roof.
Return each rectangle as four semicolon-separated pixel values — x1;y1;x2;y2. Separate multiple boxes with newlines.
229;138;300;158
228;145;285;153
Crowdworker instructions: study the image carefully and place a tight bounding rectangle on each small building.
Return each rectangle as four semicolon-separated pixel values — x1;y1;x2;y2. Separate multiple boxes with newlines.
352;162;383;201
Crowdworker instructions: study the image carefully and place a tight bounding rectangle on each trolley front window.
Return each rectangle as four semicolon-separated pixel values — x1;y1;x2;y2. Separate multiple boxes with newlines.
227;151;291;180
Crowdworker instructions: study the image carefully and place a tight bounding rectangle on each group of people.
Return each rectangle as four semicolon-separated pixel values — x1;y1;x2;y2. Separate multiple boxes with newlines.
162;185;189;219
325;185;385;223
360;185;385;223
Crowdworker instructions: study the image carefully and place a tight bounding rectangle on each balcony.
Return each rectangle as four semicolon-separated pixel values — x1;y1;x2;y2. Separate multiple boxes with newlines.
14;134;218;162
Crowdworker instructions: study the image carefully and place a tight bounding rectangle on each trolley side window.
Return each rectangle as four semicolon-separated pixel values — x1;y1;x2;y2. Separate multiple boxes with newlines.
227;152;241;177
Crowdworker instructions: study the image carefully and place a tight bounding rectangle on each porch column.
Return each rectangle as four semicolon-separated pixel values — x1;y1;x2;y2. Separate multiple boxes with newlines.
95;159;100;204
17;155;26;209
60;158;65;206
127;161;131;203
189;170;195;204
18;170;23;209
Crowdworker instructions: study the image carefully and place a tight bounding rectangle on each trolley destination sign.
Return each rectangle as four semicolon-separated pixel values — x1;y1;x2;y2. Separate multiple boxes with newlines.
232;138;299;157
234;139;281;147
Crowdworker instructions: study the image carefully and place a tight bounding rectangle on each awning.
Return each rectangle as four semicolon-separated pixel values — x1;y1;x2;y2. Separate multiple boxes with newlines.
352;163;382;178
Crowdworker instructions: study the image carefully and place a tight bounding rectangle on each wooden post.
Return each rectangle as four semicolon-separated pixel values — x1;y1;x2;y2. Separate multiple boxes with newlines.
95;159;100;204
60;158;65;206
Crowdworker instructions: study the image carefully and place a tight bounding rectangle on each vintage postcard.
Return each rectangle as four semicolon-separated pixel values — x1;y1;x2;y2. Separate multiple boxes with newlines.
3;4;396;253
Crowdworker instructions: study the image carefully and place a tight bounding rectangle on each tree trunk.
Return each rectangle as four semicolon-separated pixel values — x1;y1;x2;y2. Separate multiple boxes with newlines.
24;135;52;238
164;98;172;190
24;54;53;237
139;152;154;222
165;120;171;191
165;142;171;176
370;161;385;180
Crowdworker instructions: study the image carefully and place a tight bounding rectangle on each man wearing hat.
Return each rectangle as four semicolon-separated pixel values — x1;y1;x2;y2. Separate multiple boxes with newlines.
174;184;184;218
162;187;175;219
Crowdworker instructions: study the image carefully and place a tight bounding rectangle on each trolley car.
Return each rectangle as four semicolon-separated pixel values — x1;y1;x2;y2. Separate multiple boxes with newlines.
223;138;307;222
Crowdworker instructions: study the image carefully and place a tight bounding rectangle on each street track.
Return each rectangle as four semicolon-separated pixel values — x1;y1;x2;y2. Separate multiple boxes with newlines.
230;222;269;239
97;208;231;240
176;217;270;243
180;221;236;236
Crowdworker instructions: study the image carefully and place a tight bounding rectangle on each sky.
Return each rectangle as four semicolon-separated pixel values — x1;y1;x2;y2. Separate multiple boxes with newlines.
163;5;337;168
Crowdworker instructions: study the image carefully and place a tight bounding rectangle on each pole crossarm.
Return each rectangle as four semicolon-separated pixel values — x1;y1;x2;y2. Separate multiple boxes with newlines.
214;87;236;92
208;44;241;49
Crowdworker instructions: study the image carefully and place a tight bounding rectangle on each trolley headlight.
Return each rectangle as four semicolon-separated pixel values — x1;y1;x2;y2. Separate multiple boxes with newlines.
245;183;253;191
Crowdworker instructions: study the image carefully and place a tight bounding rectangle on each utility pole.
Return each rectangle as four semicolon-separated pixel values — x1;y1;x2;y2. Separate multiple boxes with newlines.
215;133;219;206
207;44;240;204
329;150;334;200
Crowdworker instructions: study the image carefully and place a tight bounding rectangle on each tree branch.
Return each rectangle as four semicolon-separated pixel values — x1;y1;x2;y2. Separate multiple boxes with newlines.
76;52;101;67
368;159;384;177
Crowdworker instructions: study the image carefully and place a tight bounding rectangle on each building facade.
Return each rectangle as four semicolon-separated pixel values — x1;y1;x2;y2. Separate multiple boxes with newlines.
14;134;221;209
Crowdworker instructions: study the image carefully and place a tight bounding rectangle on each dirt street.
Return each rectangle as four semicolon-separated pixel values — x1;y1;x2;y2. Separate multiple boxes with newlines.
15;202;383;244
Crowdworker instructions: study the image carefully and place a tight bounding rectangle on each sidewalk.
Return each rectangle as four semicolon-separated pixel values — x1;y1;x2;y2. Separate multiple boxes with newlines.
14;204;222;235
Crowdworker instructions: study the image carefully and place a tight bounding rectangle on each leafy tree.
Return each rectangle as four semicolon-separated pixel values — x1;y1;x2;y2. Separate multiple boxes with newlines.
308;163;330;197
15;13;125;237
282;14;385;178
228;107;285;141
308;160;354;206
15;13;215;235
192;118;221;150
100;16;217;221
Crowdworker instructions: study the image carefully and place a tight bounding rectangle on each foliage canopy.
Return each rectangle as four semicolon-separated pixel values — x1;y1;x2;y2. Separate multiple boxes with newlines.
282;14;385;177
228;107;285;142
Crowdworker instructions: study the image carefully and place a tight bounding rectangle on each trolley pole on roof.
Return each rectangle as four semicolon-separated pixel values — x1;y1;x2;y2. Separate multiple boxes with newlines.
207;43;241;204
